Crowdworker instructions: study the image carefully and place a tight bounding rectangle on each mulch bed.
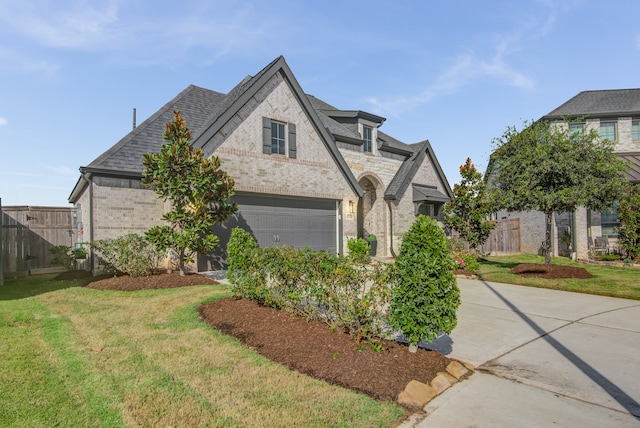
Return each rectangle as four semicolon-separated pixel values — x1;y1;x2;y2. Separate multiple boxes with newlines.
198;297;452;402
78;271;454;402
510;264;593;279
85;271;217;291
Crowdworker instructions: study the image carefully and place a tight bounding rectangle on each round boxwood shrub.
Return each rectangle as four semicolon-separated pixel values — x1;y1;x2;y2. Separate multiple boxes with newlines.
388;215;460;347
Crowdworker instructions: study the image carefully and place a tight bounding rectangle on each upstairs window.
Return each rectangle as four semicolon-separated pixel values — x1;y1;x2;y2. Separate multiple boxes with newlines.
271;121;286;155
568;123;584;138
362;125;373;153
599;122;617;142
262;117;297;158
633;120;640;141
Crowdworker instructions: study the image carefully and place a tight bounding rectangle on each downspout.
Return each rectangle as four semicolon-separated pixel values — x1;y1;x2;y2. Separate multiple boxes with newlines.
80;172;95;272
387;200;396;258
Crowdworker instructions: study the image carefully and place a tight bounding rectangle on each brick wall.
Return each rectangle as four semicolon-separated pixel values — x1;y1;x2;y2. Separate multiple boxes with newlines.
92;184;164;240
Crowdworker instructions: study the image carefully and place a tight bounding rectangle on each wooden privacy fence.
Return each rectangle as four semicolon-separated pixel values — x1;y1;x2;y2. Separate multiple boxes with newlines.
1;205;76;276
480;218;521;255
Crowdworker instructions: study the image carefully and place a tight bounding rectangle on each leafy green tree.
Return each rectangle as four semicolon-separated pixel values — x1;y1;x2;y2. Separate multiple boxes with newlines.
617;186;640;259
443;157;495;251
388;215;460;349
142;111;237;275
489;119;628;265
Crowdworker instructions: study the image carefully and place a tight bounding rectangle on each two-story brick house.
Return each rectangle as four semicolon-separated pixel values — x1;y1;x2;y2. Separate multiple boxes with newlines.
494;89;640;260
68;56;452;271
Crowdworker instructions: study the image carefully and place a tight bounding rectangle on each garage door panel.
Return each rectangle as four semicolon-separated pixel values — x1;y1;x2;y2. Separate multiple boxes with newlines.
234;195;336;252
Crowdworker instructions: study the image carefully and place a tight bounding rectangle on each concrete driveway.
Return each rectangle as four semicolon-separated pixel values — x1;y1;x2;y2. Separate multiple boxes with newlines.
408;278;640;427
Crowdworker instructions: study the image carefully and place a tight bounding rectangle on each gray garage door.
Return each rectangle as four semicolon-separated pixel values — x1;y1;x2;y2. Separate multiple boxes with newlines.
200;194;338;271
233;194;337;251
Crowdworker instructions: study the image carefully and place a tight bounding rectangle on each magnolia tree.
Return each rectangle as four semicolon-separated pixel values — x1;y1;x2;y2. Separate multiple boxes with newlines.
142;111;237;275
489;119;628;265
443;157;495;251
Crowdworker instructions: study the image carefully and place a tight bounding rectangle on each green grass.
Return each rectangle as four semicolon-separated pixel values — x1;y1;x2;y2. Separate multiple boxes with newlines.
478;254;640;300
0;274;404;427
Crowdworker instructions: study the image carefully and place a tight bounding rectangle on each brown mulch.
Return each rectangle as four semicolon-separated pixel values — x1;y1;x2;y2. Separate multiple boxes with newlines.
85;271;217;291
81;271;454;402
510;263;594;279
198;298;452;402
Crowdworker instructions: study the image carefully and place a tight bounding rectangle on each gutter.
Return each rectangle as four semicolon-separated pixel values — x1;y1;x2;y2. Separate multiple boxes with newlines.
387;200;396;258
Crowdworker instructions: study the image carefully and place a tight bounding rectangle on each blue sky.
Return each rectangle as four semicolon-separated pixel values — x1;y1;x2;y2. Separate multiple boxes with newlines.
1;0;640;206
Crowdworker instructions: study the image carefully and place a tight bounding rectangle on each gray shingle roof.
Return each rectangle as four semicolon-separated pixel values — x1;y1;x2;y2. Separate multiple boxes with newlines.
384;140;452;203
86;85;226;173
71;56;451;204
543;89;640;119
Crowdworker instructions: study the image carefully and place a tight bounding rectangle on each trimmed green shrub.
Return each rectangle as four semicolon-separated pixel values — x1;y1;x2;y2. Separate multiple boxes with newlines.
90;234;162;277
226;227;261;299
230;243;392;345
347;237;371;264
388;215;460;346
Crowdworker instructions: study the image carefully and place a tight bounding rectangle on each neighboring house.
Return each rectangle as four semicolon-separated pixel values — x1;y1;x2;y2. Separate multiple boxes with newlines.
493;89;640;260
69;56;452;271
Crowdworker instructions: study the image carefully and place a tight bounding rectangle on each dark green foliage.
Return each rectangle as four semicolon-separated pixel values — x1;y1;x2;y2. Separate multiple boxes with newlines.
489;119;629;265
90;234;162;277
617;185;640;259
388;215;460;346
142;111;237;275
226;228;259;274
444;157;495;250
49;245;76;271
229;245;391;346
347;238;371;264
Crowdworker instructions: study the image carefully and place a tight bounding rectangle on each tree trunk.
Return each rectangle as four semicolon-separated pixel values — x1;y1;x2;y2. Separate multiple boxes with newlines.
545;211;553;265
179;248;186;276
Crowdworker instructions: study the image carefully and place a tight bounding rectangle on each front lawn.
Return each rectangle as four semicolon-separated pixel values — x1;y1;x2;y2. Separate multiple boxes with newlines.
478;254;640;300
0;274;403;427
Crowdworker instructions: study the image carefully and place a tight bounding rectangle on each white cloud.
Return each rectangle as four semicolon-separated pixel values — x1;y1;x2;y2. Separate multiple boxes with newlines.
0;0;120;49
39;162;76;176
366;41;535;116
0;117;6;126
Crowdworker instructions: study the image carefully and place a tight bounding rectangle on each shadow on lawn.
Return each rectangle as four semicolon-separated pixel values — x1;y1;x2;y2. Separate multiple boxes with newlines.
0;271;97;301
478;257;521;270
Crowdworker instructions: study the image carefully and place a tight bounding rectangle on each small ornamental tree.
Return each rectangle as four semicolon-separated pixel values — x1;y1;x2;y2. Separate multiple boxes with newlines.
617;186;640;259
142;111;237;275
443;157;495;251
489;119;629;265
388;215;460;350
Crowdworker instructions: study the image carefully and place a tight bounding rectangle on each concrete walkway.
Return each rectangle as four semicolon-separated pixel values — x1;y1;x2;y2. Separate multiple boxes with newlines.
407;278;640;427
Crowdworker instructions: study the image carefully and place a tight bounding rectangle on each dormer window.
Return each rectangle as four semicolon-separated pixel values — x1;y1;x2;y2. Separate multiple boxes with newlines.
363;125;373;153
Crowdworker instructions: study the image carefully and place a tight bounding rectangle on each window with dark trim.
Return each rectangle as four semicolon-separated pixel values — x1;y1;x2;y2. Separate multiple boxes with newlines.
601;201;619;238
262;117;297;158
362;125;372;153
